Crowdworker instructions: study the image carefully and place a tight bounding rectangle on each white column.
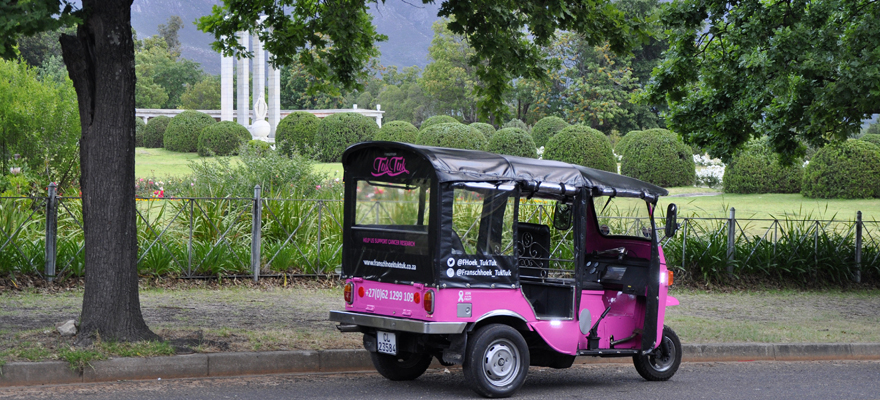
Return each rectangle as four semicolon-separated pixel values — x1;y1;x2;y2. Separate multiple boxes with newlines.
268;60;281;139
236;31;250;126
220;49;234;122
376;105;382;127
252;34;265;121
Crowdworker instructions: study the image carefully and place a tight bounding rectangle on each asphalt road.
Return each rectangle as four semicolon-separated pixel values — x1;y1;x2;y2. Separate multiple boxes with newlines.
2;360;878;399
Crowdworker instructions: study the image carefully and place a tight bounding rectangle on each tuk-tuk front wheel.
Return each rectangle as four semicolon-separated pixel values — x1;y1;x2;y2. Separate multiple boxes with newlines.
633;325;682;381
463;324;530;398
370;351;433;381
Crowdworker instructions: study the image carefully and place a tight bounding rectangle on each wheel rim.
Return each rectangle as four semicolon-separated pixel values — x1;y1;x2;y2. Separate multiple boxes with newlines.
482;338;521;387
648;335;676;372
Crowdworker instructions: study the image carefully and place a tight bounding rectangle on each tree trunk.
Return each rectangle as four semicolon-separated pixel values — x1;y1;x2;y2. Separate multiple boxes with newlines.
59;0;157;343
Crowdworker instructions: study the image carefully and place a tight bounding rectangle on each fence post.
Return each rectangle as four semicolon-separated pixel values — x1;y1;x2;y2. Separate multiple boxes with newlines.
44;183;58;282
251;185;262;282
855;211;862;283
317;201;323;272
681;218;688;271
727;207;735;278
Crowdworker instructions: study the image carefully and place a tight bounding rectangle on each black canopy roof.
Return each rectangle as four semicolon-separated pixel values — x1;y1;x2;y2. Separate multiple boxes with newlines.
342;142;669;201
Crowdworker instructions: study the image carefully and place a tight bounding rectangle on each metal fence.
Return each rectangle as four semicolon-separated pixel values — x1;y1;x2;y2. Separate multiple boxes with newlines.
0;186;876;283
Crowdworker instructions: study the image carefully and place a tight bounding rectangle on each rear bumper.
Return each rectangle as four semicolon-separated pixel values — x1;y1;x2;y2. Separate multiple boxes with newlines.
329;310;467;334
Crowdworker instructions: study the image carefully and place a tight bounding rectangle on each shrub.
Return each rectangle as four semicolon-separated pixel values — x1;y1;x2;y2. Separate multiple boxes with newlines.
135;118;146;147
469;122;496;140
543;125;616;172
502;118;530;133
164;111;216;152
197;121;252;157
620;129;695;187
723;139;803;194
373;120;419;143
859;133;880;148
487;128;537;158
275;111;320;158
417;122;487;151
531;116;568;148
802;140;880;199
419;115;459;131
143;116;171;148
616;128;669;155
314;112;378;162
246;140;273;157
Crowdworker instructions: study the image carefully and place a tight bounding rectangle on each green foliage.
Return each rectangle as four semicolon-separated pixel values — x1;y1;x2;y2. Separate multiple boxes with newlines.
644;0;880;163
180;75;220;110
417;122;487;151
164;111;216;153
135;38;204;109
531;116;569;148
858;133;880;148
143;116;171;148
487;128;537;158
420;115;459;131
135;118;146;147
374;121;419;143
543;125;616;172
420;20;480;122
723;139;804;194
279;60;344;109
502;118;530;133
197;121;251;157
275;111;320;158
469;122;496;140
313;113;378;162
247;140;273;156
802;140;880;199
620;129;695;187
375;66;428;125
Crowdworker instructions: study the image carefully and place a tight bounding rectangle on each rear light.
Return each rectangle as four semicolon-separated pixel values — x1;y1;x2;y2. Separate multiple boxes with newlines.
667;270;674;286
413;292;421;304
423;290;435;314
344;282;353;304
358;286;365;297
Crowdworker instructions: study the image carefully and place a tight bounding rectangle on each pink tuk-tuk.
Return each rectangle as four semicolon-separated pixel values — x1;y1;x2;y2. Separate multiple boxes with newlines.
330;142;681;397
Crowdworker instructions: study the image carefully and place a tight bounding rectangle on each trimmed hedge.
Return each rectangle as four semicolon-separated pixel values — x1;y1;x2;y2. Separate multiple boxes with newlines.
143;116;171;148
135;118;146;147
417;122;487;151
469;122;496;140
531;116;568;148
487;128;537;158
543;125;616;172
420;115;459;131
620;129;695;187
502;118;530;133
314;112;378;162
802;140;880;199
859;133;880;148
374;120;419;143
164;111;217;152
276;111;320;158
616;128;671;155
723;139;803;194
197;121;252;157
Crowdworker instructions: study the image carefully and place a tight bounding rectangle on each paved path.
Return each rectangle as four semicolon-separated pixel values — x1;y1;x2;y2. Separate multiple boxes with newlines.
2;360;878;399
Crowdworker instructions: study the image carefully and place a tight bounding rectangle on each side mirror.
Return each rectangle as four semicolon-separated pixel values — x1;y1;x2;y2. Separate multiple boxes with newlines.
664;203;679;238
553;202;572;231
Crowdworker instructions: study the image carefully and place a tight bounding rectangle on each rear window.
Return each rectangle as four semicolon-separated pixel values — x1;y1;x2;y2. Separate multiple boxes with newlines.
355;180;431;227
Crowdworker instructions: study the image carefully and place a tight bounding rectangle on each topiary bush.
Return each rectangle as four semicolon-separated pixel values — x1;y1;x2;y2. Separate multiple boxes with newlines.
197;121;252;157
314;112;378;162
417;122;487;151
246;140;273;157
486;128;537;158
723;139;803;194
135;118;146;147
543;125;616;172
469;122;496;141
275;111;320;158
164;110;217;152
616;128;673;155
502;118;530;133
143;116;171;148
373;120;419;143
802;140;880;199
419;115;459;131
620;129;695;187
531;116;568;148
859;133;880;148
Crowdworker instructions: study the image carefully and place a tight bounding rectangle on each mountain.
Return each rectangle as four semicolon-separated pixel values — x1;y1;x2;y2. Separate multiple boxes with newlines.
129;0;440;75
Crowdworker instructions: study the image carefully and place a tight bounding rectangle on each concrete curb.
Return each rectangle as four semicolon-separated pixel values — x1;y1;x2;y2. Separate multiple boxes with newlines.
2;343;879;388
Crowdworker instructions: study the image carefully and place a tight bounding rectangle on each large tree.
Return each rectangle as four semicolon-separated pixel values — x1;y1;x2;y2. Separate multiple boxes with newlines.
644;0;880;163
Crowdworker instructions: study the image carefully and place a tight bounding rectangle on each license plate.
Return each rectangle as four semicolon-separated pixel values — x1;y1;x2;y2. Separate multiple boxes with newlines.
377;331;397;355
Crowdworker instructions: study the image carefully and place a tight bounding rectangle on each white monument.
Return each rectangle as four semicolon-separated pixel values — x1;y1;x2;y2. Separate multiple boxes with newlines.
221;26;281;140
252;95;271;141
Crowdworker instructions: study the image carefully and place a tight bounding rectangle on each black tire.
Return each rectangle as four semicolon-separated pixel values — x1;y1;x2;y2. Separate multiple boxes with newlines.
370;351;433;381
463;324;530;398
633;325;682;381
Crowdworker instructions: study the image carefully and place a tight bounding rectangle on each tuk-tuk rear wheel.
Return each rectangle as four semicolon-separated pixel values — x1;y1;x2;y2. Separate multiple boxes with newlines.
632;325;682;381
370;351;433;381
463;324;530;398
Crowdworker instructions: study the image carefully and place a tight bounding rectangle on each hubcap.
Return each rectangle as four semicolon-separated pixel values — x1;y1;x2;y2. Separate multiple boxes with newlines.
648;335;676;372
482;338;520;387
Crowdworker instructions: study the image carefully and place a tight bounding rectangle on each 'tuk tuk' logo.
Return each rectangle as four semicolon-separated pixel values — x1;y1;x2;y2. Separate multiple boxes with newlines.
372;156;410;177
